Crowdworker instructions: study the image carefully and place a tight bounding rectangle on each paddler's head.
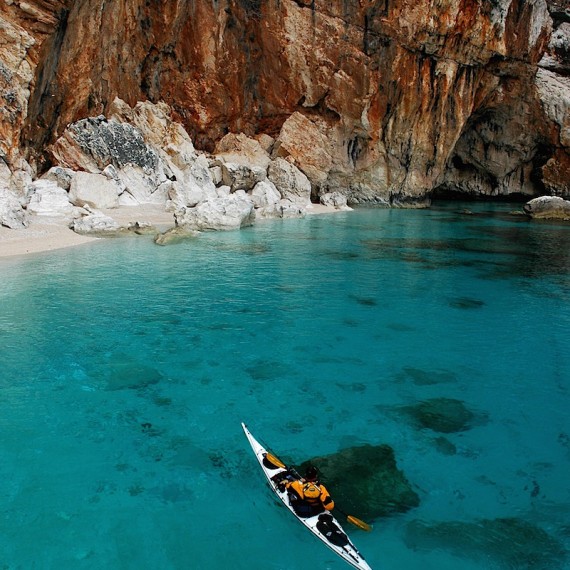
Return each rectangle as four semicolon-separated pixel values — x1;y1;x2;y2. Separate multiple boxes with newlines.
305;466;318;481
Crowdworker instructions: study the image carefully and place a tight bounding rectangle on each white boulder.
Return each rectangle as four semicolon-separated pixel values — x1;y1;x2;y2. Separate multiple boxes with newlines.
69;171;121;209
27;180;76;216
523;196;570;219
268;158;311;206
320;191;351;210
70;211;122;235
0;189;27;228
40;166;75;190
251;179;281;209
175;194;255;231
221;162;267;192
214;132;272;170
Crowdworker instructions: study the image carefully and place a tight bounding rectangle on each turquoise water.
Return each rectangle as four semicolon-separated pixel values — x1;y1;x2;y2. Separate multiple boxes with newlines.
1;203;569;570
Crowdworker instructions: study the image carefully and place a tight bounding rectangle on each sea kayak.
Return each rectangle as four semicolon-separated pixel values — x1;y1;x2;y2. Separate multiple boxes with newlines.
241;422;373;570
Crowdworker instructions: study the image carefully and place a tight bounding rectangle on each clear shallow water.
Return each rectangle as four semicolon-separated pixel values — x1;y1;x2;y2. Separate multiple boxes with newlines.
1;203;569;570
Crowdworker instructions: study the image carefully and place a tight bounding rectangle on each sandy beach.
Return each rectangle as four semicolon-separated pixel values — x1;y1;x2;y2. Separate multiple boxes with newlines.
0;205;176;259
0;220;98;258
0;203;341;259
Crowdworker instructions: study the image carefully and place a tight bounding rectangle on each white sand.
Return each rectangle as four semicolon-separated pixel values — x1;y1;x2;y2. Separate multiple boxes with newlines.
0;203;343;259
0;219;98;258
0;205;175;259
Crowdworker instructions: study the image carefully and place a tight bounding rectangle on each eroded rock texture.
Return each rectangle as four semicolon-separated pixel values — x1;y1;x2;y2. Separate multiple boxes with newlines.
1;0;569;203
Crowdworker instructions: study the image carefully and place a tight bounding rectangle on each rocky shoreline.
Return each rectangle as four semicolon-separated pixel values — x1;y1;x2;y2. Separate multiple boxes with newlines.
0;99;350;257
0;202;341;259
2;96;570;260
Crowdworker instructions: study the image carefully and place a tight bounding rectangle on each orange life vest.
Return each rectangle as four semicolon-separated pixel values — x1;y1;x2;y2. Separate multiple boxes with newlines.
288;479;334;510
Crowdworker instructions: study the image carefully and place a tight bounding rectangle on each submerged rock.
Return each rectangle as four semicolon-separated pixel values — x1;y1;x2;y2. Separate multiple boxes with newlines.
300;444;419;520
397;367;457;386
105;352;163;391
402;397;476;433
448;296;485;309
154;226;200;246
431;436;457;456
404;517;568;570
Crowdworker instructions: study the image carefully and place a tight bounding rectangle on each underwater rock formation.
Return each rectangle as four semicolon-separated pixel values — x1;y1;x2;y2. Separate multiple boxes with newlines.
300;443;420;520
404;517;568;569
0;0;569;205
402;397;476;433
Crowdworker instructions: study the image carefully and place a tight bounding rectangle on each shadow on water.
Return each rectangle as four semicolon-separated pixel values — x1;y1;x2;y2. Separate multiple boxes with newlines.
361;217;570;284
470;224;570;280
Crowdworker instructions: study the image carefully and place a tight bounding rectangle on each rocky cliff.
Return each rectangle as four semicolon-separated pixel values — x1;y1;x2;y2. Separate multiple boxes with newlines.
1;0;569;205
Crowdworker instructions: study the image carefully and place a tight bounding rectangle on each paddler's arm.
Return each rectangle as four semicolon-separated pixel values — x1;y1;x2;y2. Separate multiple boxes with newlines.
279;478;302;493
321;485;335;511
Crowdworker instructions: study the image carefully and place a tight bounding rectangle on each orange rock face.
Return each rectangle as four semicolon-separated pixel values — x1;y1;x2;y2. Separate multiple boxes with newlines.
1;0;568;201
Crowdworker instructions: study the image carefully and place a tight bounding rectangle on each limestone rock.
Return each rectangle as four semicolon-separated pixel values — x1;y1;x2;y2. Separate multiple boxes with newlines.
7;166;33;200
174;194;255;231
109;99;195;162
214;133;271;170
220;162;267;192
539;22;570;74
50;116;160;174
215;185;231;198
541;150;570;197
267;158;311;206
255;134;275;154
277;200;307;219
26;180;76;216
523;195;570;219
69;171;121;209
40;166;75;191
273;112;332;186
0;189;28;229
166;157;217;210
70;211;122;236
209;165;223;186
300;444;420;520
109;99;217;206
154;226;200;246
320;191;351;210
167;179;206;210
114;164;170;205
250;179;281;217
535;69;570;148
0;162;11;190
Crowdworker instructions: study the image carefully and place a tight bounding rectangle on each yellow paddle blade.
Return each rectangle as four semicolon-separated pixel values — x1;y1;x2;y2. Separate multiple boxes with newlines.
264;452;286;469
346;515;372;532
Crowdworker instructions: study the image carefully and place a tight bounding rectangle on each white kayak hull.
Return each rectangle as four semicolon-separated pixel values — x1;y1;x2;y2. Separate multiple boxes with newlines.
241;422;373;570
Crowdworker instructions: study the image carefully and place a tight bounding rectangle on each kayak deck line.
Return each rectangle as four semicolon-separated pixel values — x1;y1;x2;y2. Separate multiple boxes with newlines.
241;422;373;570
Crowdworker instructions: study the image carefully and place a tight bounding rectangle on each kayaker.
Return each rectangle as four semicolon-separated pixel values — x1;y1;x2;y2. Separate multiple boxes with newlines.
280;466;335;517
